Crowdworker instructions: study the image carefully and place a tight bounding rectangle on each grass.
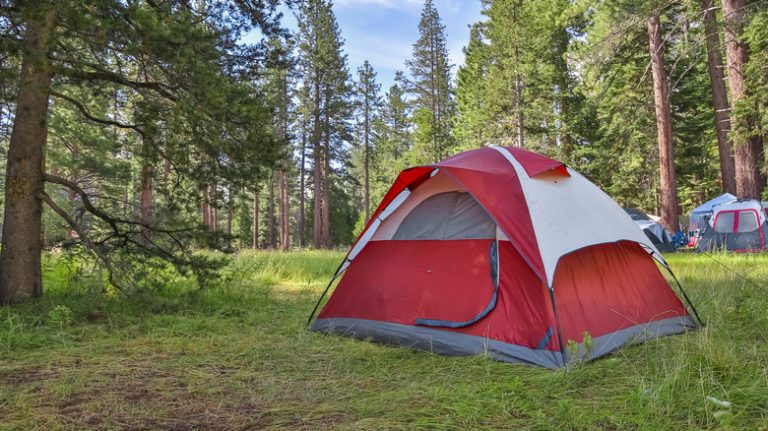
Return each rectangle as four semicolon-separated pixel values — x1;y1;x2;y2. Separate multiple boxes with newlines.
1;250;767;430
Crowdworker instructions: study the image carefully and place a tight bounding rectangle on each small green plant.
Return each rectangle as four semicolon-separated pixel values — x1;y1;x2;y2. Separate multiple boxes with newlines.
0;313;25;353
582;331;594;356
565;332;594;368
48;305;74;331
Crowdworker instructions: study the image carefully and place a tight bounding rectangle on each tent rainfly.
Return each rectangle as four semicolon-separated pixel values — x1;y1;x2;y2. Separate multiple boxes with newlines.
696;199;768;252
689;193;737;231
309;146;700;369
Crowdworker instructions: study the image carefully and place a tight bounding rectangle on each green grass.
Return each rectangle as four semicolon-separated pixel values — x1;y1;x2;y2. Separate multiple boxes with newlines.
1;251;767;430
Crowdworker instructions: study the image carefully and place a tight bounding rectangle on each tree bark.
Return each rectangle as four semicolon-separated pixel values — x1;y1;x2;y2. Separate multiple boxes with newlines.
252;188;259;249
202;188;209;227
364;80;371;222
0;5;57;304
297;130;306;247
321;93;331;248
647;12;680;231
312;71;323;249
139;162;153;241
702;0;737;194
267;172;276;249
279;169;289;251
516;74;525;148
226;191;233;237
722;0;765;199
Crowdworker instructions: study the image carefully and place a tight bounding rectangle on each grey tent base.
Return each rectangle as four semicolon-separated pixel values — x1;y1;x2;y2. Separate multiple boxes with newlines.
311;316;698;369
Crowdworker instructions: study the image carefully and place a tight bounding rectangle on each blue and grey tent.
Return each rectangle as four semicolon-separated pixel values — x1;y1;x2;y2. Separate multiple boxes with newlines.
689;193;737;231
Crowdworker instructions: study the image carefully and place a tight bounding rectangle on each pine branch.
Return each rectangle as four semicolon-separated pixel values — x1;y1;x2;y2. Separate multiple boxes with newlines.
58;66;179;102
37;191;126;293
50;90;146;136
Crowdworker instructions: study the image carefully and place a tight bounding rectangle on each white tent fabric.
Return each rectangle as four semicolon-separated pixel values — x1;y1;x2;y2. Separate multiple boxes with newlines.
708;200;766;229
491;147;664;288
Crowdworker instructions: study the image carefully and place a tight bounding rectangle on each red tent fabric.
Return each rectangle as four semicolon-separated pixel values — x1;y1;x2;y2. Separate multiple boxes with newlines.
310;147;699;368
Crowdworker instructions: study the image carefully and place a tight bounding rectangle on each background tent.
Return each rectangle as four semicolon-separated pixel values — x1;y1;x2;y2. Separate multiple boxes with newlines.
696;200;768;252
624;208;675;252
689;193;737;230
310;147;699;369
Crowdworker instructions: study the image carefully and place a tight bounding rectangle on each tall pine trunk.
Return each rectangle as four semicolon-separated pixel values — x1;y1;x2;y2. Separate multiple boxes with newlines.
139;161;153;241
321;92;331;248
513;2;524;148
252;188;260;249
226;190;233;237
702;0;737;194
298;131;306;247
515;74;525;148
267;173;276;249
722;0;765;199
0;6;57;304
279;169;290;251
363;83;371;222
647;12;680;232
202;188;209;228
312;72;323;249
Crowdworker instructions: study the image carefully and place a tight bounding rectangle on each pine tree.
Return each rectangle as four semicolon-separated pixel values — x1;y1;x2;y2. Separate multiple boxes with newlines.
353;61;381;222
453;0;580;157
647;9;680;231
701;0;736;194
0;0;283;302
722;0;765;199
406;0;455;163
296;0;353;248
371;71;411;205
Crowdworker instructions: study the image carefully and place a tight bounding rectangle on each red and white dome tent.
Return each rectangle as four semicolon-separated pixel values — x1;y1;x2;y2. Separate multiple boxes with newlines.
308;146;700;369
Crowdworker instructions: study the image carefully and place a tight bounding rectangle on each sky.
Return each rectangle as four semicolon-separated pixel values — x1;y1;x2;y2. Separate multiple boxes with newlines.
275;0;484;90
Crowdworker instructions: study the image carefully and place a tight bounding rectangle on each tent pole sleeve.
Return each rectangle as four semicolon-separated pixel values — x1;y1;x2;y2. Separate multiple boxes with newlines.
306;259;347;327
662;263;704;326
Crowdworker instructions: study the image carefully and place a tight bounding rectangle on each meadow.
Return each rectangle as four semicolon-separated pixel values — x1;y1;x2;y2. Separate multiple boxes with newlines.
1;250;767;430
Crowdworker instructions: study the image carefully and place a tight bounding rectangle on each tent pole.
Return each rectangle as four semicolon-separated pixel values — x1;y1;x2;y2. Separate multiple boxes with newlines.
306;259;347;327
663;264;704;326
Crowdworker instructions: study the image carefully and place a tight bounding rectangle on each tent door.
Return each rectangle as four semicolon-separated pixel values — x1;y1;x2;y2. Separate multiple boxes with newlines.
416;240;499;328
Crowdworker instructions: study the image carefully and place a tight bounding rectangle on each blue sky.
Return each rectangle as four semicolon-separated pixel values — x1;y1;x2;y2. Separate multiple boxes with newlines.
277;0;484;90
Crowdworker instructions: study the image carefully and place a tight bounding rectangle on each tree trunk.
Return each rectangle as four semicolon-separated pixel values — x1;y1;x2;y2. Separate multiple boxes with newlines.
722;0;765;199
702;0;737;194
279;169;290;251
647;12;680;232
0;6;57;304
556;26;572;162
211;188;218;232
298;130;306;247
321;93;331;248
252;188;259;249
364;82;371;222
267;172;276;249
312;75;323;249
139;162;153;241
513;2;524;149
226;191;233;237
516;74;525;148
202;188;209;227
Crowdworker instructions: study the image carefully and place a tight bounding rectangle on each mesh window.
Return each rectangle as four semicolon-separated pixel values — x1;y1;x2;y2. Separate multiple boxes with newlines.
393;192;496;240
714;212;735;233
737;211;759;232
